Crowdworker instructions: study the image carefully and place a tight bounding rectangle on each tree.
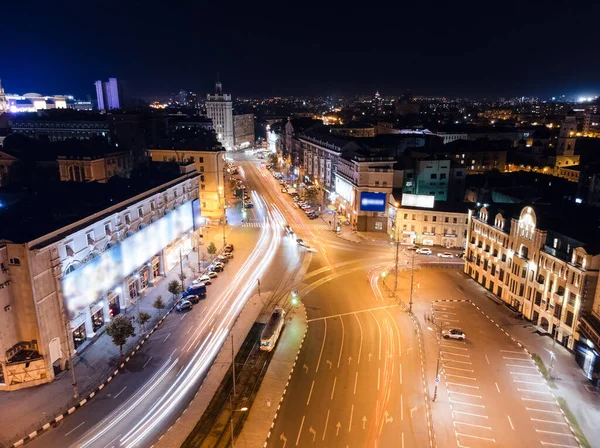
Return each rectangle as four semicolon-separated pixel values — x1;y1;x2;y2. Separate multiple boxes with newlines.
207;241;217;256
167;280;182;299
305;188;318;204
269;153;278;167
153;296;166;313
138;311;151;332
105;315;136;355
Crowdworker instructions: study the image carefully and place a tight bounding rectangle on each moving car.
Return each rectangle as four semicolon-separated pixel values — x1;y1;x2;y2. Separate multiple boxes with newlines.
416;248;433;255
437;252;454;258
284;225;294;235
442;329;466;340
407;245;420;251
296;238;309;247
176;300;193;312
245;202;254;208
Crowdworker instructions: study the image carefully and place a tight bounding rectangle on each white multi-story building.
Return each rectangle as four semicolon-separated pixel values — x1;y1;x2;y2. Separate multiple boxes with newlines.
0;173;200;390
464;204;600;353
206;82;233;150
95;78;122;111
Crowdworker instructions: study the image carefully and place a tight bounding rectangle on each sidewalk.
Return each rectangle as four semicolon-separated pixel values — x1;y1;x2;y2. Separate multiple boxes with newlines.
318;212;391;245
0;223;231;446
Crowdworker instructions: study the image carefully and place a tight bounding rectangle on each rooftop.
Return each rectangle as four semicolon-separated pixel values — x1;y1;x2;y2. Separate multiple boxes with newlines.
9;109;108;123
0;163;191;244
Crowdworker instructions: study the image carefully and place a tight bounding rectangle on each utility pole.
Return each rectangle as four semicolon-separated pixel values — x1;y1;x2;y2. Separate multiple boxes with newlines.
393;224;400;296
231;333;236;397
409;250;415;313
179;249;184;287
229;394;236;448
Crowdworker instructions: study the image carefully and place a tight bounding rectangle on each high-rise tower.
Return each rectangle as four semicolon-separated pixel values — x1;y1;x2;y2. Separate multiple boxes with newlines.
206;81;233;150
0;79;7;114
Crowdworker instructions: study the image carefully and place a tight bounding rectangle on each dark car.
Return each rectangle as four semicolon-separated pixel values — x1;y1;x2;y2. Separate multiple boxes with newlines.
176;300;193;312
210;264;224;272
217;255;229;263
185;294;201;304
225;244;234;251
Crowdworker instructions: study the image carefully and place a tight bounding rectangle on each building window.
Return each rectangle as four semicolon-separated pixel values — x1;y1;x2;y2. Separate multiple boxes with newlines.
404;213;408;219
431;174;437;179
412;214;416;220
431;226;436;233
565;310;574;327
453;217;457;223
424;215;428;222
433;216;437;222
8;257;20;266
65;245;75;257
150;201;156;211
86;232;95;245
199;157;204;163
125;214;131;225
200;166;204;173
105;223;112;236
201;184;206;190
138;207;144;218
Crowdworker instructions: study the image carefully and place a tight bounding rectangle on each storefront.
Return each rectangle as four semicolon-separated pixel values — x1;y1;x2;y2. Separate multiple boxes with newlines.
421;233;435;246
73;323;86;349
152;257;160;279
91;305;105;332
164;234;193;272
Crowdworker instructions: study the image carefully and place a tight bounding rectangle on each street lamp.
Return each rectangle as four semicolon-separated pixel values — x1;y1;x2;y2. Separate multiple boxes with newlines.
229;398;248;448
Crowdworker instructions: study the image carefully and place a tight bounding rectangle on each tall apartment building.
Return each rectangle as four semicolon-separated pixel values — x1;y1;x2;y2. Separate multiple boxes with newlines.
464;204;600;356
95;78;122;111
206;82;233;150
0;80;7;114
233;113;254;149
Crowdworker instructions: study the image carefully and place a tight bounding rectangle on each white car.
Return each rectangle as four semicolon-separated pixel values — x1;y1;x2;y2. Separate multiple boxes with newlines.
296;238;309;248
437;252;454;258
194;275;212;285
416;248;432;255
442;329;466;340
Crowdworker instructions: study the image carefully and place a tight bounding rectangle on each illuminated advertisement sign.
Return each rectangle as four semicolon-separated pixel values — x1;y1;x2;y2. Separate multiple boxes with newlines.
62;201;194;318
334;176;353;203
401;193;435;209
359;192;387;212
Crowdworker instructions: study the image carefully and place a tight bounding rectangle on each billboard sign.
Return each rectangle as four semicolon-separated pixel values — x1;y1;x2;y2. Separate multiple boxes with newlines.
359;192;387;212
401;193;435;209
62;201;194;318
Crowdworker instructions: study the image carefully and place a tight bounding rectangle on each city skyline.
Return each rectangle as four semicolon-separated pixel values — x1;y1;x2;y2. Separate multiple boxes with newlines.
3;1;600;99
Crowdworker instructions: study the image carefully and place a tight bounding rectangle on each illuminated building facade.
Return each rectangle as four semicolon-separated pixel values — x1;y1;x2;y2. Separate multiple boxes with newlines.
233;113;254;149
0;80;7;114
95;78;122;111
5;92;69;113
464;205;600;352
206;82;233;150
0;174;200;390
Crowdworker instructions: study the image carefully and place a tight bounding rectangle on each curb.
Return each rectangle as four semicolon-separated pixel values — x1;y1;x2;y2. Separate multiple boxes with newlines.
429;299;583;448
10;301;181;448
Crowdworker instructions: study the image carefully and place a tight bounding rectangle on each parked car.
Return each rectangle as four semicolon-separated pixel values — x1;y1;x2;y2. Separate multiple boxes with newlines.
225;244;234;251
217;255;229;263
284;225;294;235
442;329;466;340
207;271;218;278
210;264;224;272
245;202;254;208
407;245;420;251
437;252;454;258
308;214;318;220
176;300;193;312
197;274;212;284
281;188;288;193
185;294;201;304
296;238;309;247
416;248;433;255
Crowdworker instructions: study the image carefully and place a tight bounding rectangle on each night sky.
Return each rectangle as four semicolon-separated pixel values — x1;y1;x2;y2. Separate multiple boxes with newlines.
2;0;599;99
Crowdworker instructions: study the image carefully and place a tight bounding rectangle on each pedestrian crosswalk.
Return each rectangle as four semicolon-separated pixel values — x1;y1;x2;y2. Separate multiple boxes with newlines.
240;221;330;230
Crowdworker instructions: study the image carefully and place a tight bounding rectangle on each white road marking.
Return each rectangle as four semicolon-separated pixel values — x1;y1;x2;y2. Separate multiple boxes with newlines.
354;313;363;364
485;354;490;365
510;371;540;376
526;407;562;414
507;414;515;430
316;319;327;373
142;356;152;368
322;410;330;441
495;382;501;393
441;351;470;358
384;308;402;356
307;381;315;405
186;326;193;335
296;415;305;446
102;434;122;448
113;386;127;399
447;382;479;389
536;429;577;438
442;358;472;365
504;357;534;361
455;421;492;430
518;389;552;395
446;374;477;381
337;317;345;368
399;363;403;385
448;390;482;398
402;432;405;448
456;432;495;442
531;418;567;425
377;368;381;390
307;305;399;322
445;366;475;372
65;422;86;436
522;397;555;403
454;410;488;419
441;344;468;351
354;371;358;395
331;377;337;400
506;364;537;369
449;399;485;408
513;379;545;385
349;404;354;432
164;333;171;342
540;442;579;447
369;310;383;361
501;350;526;354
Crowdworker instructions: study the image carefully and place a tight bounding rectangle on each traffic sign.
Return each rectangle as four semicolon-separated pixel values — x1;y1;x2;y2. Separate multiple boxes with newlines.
435;376;440;383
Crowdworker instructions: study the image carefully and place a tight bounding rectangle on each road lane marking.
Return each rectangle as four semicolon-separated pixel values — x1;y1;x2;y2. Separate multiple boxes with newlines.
186;325;193;334
504;356;534;361
307;380;315;405
102;434;122;448
322;410;330;440
164;333;171;342
513;379;545;385
445;366;475;372
402;432;405;448
449;399;485;408
531;418;567;425
446;374;477;381
441;344;468;351
522;397;555;403
501;350;526;354
307;305;399;322
354;313;363;364
485;354;490;365
518;388;552;395
399;363;402;385
142;356;153;368
526;407;561;414
354;371;358;395
441;351;470;358
495;382;501;393
113;386;127;399
454;410;488;419
331;377;337;400
536;429;577;438
384;308;402;356
456;432;495;442
377;368;380;390
448;391;482;398
337;316;345;368
455;421;492;430
369;310;382;361
507;414;515;430
349;404;354;432
447;382;479;389
65;422;86;436
401;394;403;420
442;358;471;364
510;371;540;376
506;364;537;369
541;442;579;447
326;360;332;369
296;415;305;446
316;319;327;373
